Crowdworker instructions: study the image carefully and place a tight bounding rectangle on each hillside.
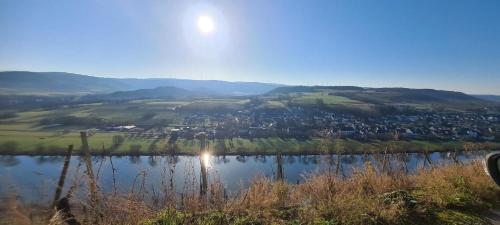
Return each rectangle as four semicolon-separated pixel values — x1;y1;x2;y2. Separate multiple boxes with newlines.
269;86;484;104
267;86;364;94
80;86;203;101
0;71;282;96
474;95;500;102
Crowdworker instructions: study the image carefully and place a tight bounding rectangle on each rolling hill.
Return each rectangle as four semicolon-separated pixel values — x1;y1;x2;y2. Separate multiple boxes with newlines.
80;86;204;101
268;86;484;104
474;95;500;102
1;71;496;112
0;71;282;96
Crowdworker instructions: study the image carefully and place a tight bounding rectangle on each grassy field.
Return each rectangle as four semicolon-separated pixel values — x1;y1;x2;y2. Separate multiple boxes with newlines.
1;128;498;155
266;91;375;111
292;92;362;105
0;99;498;155
179;98;250;112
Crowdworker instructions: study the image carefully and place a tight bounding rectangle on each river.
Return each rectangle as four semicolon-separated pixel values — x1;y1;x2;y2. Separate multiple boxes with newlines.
0;151;488;205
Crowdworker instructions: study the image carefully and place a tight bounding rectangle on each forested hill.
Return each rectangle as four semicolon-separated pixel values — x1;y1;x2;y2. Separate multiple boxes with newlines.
268;86;484;104
80;86;205;101
0;71;282;96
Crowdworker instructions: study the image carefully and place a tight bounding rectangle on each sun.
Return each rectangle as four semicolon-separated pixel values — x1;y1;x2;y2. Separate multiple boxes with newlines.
197;15;215;34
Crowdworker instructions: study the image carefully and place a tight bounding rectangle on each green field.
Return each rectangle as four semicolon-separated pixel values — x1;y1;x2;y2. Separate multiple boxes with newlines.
1;126;498;155
292;92;361;105
0;97;498;155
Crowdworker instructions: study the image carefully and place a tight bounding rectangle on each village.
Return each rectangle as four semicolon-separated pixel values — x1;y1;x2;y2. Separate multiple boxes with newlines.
103;107;499;143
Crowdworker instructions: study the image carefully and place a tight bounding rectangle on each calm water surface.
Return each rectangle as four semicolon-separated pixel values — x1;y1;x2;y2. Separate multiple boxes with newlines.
0;151;487;204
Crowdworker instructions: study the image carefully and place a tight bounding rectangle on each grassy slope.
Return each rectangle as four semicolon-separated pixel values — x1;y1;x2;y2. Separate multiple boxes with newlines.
292;92;362;105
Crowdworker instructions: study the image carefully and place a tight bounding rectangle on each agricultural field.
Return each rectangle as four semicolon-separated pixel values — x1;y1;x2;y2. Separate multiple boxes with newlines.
0;94;498;155
1;124;497;155
290;92;362;105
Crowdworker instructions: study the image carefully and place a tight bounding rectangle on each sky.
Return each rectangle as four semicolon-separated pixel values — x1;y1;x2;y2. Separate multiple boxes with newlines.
0;0;499;94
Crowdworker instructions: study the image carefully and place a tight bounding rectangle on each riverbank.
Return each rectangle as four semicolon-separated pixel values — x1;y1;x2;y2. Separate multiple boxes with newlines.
4;160;498;225
142;161;500;225
0;131;499;155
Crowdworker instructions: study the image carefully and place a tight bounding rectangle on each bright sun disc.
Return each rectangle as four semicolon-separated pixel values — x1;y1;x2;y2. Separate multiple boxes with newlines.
197;15;215;34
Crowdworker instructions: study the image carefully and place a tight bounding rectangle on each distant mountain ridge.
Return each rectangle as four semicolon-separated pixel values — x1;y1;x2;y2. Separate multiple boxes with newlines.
0;71;283;96
0;71;495;105
473;95;500;102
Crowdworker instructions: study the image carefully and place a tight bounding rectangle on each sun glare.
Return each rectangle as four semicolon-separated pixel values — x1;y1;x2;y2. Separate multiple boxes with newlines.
201;151;211;168
197;15;215;34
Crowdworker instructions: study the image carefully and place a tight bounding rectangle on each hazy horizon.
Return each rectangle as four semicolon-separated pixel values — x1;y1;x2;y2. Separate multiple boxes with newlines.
1;0;499;94
2;70;499;96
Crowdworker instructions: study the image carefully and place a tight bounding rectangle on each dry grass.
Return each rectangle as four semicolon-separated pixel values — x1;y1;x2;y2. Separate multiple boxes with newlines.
144;160;500;225
48;211;66;225
2;160;499;225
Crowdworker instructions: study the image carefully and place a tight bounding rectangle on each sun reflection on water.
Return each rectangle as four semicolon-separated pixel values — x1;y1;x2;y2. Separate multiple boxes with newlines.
201;151;211;169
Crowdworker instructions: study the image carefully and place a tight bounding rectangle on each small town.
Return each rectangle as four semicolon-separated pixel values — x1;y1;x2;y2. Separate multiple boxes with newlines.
105;107;499;143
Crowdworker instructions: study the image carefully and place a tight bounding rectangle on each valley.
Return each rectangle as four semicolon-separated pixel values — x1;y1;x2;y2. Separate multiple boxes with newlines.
1;74;499;155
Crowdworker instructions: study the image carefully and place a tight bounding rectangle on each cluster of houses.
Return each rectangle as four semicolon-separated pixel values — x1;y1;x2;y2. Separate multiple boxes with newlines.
176;108;499;141
98;107;499;142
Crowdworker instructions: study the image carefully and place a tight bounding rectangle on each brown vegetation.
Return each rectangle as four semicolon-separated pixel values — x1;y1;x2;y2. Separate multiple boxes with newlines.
2;160;499;225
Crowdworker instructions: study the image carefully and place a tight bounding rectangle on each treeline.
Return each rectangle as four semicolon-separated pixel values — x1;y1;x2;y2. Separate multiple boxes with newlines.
0;95;78;109
40;116;109;127
0;94;160;110
0;112;17;119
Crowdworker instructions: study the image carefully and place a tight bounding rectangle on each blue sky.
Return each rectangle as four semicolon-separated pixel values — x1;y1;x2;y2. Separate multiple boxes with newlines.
1;0;499;94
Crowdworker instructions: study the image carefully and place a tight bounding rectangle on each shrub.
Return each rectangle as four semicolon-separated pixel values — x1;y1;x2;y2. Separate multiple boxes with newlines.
0;112;17;119
112;135;125;146
0;141;19;153
35;144;46;154
130;144;142;155
142;112;157;120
